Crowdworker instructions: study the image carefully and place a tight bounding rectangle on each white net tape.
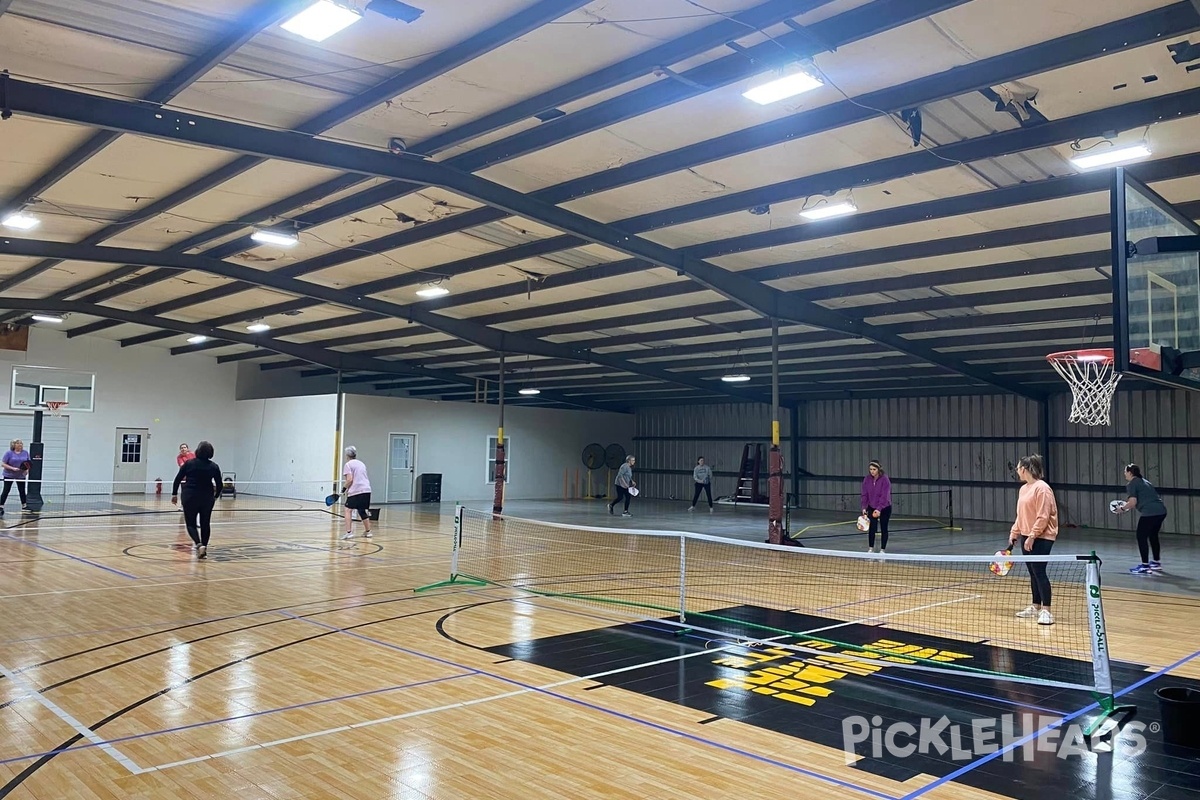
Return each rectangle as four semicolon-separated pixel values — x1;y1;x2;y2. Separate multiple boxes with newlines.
1048;355;1122;426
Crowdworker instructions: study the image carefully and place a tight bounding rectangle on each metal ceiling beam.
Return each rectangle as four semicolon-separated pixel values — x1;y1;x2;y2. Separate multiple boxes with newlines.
0;236;755;402
53;0;1177;332
59;0;946;316
3;79;1033;397
0;0;593;295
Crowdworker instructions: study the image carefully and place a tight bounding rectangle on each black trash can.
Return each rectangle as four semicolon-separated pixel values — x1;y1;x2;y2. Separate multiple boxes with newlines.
1156;687;1200;750
367;508;380;521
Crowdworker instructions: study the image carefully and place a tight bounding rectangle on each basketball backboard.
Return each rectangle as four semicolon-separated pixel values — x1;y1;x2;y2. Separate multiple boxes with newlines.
1112;169;1200;391
9;365;95;411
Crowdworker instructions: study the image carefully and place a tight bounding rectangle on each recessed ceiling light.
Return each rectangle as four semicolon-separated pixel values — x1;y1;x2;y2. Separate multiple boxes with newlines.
281;0;362;42
518;388;541;396
800;201;857;220
31;314;63;324
416;285;450;298
2;213;39;231
742;68;823;105
246;322;271;333
1069;142;1152;170
251;228;300;247
721;374;751;383
187;335;209;344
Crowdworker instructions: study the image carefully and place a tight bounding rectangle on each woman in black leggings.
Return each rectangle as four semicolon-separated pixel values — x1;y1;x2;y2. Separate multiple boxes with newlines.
1116;463;1168;575
171;441;223;559
1008;454;1058;626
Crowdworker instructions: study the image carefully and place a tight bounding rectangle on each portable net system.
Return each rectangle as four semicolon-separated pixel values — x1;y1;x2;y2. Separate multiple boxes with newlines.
422;507;1124;728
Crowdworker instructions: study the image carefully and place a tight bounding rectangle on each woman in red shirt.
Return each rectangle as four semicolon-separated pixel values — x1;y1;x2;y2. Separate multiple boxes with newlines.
177;443;195;468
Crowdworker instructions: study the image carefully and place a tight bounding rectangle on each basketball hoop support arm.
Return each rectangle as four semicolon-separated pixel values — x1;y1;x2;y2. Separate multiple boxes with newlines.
1130;235;1200;256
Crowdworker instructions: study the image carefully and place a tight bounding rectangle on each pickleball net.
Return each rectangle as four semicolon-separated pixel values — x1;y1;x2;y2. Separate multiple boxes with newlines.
419;507;1126;730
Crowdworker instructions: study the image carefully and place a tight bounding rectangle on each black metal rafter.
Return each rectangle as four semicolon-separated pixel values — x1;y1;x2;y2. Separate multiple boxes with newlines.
0;236;763;402
0;0;595;296
65;1;1200;336
54;0;958;320
2;80;1040;397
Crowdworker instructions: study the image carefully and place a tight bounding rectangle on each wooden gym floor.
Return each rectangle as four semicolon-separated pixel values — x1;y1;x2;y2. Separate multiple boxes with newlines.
0;498;1198;800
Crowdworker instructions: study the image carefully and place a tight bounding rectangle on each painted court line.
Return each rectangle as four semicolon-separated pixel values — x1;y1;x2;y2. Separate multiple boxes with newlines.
0;532;139;579
0;659;144;774
901;646;1200;800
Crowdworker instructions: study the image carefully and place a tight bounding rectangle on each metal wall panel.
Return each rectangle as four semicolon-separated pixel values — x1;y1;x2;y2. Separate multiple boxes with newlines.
635;388;1200;535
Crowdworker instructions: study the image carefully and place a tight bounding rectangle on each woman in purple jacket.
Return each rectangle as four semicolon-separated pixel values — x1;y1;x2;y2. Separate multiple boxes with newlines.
861;460;892;554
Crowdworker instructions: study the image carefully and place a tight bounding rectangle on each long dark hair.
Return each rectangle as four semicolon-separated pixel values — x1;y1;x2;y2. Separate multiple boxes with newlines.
1125;463;1143;479
696;456;705;464
1017;454;1044;480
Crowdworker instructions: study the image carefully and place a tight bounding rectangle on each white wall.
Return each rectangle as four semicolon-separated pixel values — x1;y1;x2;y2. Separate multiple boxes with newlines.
343;393;634;503
229;394;339;500
1;328;238;487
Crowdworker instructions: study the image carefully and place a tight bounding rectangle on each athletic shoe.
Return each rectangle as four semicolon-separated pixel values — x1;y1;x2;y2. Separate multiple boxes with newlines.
1015;605;1038;618
363;531;373;538
709;507;714;514
1149;561;1163;572
879;549;886;556
341;532;355;540
1129;564;1153;575
687;506;694;512
622;511;632;517
607;504;614;515
197;545;207;559
866;546;875;554
1037;609;1055;626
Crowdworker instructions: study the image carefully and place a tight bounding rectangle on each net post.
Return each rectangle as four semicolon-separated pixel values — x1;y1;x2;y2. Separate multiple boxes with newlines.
1081;552;1135;736
678;533;687;625
947;488;954;530
414;503;486;592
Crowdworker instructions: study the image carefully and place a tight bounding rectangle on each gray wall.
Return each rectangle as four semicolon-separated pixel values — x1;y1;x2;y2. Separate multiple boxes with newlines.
635;388;1200;534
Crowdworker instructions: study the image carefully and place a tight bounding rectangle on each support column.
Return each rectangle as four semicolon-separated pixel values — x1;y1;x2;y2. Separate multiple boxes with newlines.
24;408;45;512
1038;398;1051;480
493;353;506;516
767;319;783;545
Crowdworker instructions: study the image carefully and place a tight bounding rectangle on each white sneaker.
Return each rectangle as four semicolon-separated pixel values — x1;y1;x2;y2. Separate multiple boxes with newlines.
878;549;886;556
621;511;632;517
1037;609;1055;626
341;532;354;540
709;507;714;514
687;506;694;512
1015;605;1038;619
867;546;875;554
363;531;373;538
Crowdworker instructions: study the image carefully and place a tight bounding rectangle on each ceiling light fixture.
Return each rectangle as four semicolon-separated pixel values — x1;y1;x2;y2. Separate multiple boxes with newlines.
187;335;209;344
743;67;823;105
251;228;300;247
246;322;271;333
31;314;63;324
800;200;858;220
2;213;39;231
416;285;450;298
281;0;362;42
518;388;541;396
721;373;751;383
1069;141;1152;170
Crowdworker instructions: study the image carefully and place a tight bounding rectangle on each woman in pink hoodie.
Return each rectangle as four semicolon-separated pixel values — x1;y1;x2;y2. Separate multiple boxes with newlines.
861;460;892;554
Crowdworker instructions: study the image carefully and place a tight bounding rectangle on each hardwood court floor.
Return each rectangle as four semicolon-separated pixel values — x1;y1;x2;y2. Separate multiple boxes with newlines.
0;498;1197;800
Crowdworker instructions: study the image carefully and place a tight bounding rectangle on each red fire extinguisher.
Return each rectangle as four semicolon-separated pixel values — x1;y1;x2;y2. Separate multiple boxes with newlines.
155;477;162;495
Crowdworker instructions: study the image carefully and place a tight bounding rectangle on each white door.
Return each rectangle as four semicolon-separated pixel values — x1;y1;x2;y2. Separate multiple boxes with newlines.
387;433;416;502
113;428;149;492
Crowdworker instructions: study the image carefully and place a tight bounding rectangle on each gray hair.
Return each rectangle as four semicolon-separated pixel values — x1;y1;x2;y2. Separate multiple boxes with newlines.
9;439;21;450
344;445;358;459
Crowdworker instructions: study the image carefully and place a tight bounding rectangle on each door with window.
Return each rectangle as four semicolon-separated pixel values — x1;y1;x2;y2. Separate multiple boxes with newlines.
113;428;149;492
387;433;416;502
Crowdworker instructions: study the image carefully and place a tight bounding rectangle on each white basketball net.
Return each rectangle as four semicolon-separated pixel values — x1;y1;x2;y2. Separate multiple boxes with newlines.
1048;354;1121;426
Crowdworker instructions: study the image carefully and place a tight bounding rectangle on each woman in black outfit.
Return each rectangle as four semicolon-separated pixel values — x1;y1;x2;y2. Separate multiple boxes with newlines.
171;440;222;559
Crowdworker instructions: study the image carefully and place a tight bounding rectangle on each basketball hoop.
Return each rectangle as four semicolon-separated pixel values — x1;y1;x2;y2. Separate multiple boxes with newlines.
1046;349;1121;426
44;401;68;418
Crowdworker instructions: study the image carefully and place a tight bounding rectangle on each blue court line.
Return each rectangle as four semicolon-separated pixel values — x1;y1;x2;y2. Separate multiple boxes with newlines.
0;532;138;580
901;646;1200;800
285;611;901;800
0;674;469;768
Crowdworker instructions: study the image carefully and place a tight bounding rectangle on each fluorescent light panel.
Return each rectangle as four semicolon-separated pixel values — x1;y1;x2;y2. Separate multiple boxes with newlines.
187;335;209;344
518;388;541;396
31;314;63;324
2;213;39;231
281;0;362;42
1070;142;1151;170
743;69;823;105
800;201;857;220
416;285;450;298
251;229;300;247
246;323;271;333
721;374;751;383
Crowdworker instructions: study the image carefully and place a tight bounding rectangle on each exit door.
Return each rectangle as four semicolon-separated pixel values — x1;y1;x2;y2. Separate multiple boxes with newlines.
387;433;416;502
113;428;149;493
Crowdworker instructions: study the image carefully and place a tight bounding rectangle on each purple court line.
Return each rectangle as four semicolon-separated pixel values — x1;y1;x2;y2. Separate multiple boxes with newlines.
283;611;901;800
901;646;1200;800
0;673;470;768
0;532;138;580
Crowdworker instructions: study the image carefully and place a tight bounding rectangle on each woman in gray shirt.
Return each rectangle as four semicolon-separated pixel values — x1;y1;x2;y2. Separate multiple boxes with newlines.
688;456;714;513
1115;463;1167;574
